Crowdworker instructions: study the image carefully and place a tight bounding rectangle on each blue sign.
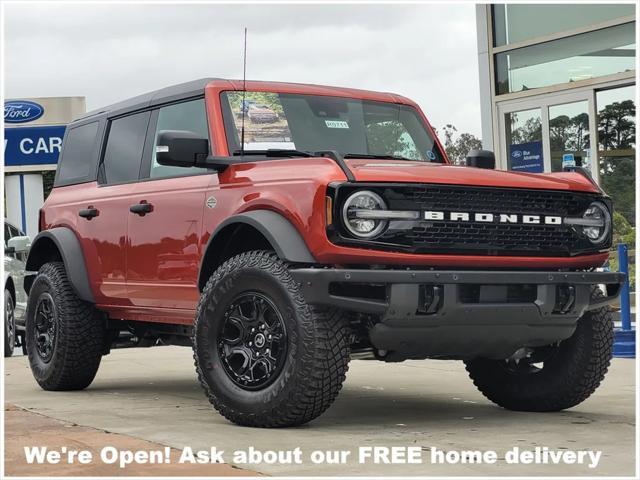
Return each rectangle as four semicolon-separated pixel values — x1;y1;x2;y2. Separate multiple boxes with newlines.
4;125;66;166
509;141;543;173
4;100;45;124
562;153;576;168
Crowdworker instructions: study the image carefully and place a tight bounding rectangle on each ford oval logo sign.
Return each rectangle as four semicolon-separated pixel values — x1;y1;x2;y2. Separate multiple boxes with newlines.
511;150;522;159
4;100;45;124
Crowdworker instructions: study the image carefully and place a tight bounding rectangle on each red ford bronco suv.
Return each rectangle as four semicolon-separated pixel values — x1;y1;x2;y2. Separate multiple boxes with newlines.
24;78;624;428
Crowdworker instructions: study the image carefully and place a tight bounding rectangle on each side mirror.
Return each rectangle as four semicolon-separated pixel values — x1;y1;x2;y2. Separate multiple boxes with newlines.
7;235;31;253
156;130;209;168
466;149;495;169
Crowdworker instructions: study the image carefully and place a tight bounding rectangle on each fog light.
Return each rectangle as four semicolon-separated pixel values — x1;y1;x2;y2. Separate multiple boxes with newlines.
418;285;442;315
554;285;576;314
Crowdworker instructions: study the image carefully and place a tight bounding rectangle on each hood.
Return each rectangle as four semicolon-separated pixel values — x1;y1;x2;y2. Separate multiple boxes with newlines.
345;159;600;193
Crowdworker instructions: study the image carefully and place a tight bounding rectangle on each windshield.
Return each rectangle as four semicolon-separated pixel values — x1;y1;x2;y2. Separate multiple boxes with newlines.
221;91;444;162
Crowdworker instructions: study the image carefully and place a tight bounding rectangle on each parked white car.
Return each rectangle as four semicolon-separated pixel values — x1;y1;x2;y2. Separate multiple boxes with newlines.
4;220;30;357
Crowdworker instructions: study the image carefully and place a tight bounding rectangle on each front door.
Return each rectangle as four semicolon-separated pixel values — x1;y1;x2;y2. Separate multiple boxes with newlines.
126;98;215;311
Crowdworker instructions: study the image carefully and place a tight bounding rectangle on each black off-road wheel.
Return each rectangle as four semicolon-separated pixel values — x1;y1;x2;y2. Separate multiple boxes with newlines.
4;288;16;357
193;251;350;428
26;262;105;391
465;289;613;411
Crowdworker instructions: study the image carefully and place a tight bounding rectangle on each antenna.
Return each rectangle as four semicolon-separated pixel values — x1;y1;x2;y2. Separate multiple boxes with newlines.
240;27;247;157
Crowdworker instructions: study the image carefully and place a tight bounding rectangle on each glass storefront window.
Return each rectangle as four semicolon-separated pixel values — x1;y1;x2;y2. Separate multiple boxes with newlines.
597;85;636;226
505;108;544;173
495;23;635;95
548;101;591;173
493;4;635;47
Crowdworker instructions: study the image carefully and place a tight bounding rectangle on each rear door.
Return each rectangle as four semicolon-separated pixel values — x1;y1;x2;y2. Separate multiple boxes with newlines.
125;98;214;311
74;112;151;305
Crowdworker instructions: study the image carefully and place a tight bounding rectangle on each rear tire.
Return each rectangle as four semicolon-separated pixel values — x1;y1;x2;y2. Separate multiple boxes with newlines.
26;262;105;391
193;251;350;427
465;289;613;411
4;289;16;358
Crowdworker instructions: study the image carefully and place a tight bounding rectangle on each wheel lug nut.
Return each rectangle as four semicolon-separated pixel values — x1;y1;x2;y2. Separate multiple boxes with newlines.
248;341;252;346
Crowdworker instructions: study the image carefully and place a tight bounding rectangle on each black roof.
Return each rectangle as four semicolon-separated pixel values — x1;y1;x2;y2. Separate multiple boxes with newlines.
78;78;219;121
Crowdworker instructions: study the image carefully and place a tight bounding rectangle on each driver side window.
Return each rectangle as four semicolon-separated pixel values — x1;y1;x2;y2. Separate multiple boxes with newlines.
150;99;209;179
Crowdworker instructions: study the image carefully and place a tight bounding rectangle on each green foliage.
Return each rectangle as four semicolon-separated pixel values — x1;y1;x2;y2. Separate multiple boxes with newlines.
509;115;542;145
366;121;420;160
549;112;589;152
613;211;636;246
611;212;636;286
601;157;635;226
598;100;636;150
597;99;636;226
437;124;482;164
614;211;632;236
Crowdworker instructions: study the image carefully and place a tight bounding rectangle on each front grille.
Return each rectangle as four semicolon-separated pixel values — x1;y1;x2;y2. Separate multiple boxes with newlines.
332;184;608;257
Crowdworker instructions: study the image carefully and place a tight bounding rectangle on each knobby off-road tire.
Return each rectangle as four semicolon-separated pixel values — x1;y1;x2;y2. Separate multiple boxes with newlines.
193;251;350;427
465;288;613;412
26;262;104;391
4;288;16;357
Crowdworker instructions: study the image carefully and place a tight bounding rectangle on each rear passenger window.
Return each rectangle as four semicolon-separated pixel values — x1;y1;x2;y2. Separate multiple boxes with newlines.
57;121;99;184
149;99;209;179
101;112;150;184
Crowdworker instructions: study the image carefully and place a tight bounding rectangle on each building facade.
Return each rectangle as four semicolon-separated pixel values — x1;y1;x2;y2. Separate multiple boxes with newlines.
476;3;636;225
4;97;85;237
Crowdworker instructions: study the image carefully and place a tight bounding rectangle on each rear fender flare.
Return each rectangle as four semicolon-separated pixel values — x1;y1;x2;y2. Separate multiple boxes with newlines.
25;227;94;303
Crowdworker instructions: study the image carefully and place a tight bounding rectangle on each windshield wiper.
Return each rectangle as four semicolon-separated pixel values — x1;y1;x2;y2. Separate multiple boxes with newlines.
343;153;417;161
232;149;314;158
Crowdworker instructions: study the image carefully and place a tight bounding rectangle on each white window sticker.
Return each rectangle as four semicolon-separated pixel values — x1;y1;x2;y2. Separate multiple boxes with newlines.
325;120;349;129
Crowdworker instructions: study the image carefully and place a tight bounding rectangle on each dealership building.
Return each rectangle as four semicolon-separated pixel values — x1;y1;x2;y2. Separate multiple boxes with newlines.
475;3;636;224
4;97;85;237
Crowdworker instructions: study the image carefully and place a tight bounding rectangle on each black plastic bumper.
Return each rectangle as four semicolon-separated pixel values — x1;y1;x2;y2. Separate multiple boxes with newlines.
290;269;625;360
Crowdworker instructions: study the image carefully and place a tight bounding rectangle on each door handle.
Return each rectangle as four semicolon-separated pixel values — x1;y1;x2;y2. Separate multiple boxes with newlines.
129;201;154;216
79;207;99;219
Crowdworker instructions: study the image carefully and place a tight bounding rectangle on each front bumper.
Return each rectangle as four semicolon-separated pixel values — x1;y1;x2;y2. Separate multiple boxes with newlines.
290;268;625;360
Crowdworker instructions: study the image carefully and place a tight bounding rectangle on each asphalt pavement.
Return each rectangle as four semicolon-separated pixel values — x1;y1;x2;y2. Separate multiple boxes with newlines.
4;346;636;476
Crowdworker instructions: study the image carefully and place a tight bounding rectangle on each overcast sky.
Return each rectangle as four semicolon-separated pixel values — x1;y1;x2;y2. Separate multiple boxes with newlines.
5;3;481;136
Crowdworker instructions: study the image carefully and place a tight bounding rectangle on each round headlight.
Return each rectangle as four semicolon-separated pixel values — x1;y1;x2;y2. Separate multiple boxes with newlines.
342;190;388;238
581;201;611;244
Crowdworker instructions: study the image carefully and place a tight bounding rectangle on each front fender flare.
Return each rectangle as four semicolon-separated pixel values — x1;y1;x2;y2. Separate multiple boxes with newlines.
25;227;94;303
198;210;316;288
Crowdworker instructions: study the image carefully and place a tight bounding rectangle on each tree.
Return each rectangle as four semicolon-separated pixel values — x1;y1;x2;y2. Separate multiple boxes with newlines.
598;100;635;150
437;124;482;165
366;121;420;160
597;99;636;226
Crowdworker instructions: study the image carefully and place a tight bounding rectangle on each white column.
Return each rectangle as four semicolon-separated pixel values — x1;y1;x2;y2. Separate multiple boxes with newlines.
476;4;494;153
4;173;44;238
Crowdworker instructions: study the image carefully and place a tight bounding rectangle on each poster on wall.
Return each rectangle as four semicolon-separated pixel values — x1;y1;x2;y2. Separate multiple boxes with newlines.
509;141;543;173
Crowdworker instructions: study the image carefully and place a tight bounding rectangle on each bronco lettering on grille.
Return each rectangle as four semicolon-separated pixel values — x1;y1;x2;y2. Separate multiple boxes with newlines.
423;211;562;225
